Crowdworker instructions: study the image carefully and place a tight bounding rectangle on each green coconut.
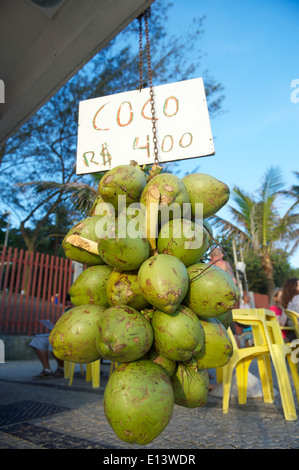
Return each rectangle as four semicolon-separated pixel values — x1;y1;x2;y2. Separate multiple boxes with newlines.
106;269;149;310
89;194;116;219
96;305;153;362
62;216;105;266
89;194;105;216
193;317;233;369
182;173;230;218
144;347;176;378
138;254;189;313
140;172;190;223
98;164;147;213
49;305;105;363
98;215;150;271
157;218;209;266
171;361;209;408
103;360;174;445
151;305;204;362
184;262;240;318
69;264;113;307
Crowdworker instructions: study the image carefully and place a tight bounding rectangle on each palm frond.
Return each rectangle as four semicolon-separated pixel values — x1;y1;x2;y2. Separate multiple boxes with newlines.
16;180;98;215
231;187;255;224
209;214;250;242
259;166;284;202
255;167;284;248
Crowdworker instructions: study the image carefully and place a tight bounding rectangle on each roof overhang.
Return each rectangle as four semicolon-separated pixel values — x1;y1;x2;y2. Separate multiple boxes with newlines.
0;0;154;145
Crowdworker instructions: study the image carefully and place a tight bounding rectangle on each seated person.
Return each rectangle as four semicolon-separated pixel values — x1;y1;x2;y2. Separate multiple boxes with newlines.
29;295;73;379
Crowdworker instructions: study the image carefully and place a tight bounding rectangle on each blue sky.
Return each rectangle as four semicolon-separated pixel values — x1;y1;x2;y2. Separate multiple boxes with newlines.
163;0;299;267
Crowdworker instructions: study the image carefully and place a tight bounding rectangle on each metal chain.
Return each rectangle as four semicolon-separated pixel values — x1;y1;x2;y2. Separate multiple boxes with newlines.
138;13;144;92
138;8;159;165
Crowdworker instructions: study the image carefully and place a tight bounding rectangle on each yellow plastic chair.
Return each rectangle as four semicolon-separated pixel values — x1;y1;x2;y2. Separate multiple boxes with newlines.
258;309;299;406
86;360;118;387
109;362;118;376
215;367;223;383
230;309;298;421
239;307;298;380
222;326;273;414
64;360;99;388
235;309;299;384
85;360;101;388
65;360;118;388
64;361;71;379
221;310;275;404
64;361;84;384
284;309;299;339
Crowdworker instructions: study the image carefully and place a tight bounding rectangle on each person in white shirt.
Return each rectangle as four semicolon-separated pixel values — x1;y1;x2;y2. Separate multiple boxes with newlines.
280;278;299;342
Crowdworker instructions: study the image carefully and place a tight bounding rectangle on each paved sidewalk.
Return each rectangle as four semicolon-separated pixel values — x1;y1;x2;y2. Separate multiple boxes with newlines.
0;359;298;450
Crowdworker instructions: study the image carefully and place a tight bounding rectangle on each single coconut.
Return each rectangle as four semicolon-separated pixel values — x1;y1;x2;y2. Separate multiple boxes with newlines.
103;360;174;445
49;305;105;363
96;305;153;362
106;269;149;310
184;262;240;317
151;305;204;362
171;361;209;408
194;317;233;369
138;254;189;313
69;264;113;307
157;218;208;266
182;173;230;218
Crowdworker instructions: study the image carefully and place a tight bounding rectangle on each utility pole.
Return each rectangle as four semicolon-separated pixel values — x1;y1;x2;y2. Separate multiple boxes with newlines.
232;238;254;307
232;238;243;299
240;245;250;296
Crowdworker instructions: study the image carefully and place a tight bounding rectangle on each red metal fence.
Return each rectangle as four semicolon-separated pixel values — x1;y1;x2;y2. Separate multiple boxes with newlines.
0;246;74;336
0;244;271;337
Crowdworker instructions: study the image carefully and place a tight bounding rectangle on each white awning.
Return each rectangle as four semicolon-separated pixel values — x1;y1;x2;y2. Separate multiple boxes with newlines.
0;0;154;144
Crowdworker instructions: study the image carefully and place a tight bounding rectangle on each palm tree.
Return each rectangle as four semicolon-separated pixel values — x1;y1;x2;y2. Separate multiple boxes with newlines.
281;171;299;256
211;166;299;301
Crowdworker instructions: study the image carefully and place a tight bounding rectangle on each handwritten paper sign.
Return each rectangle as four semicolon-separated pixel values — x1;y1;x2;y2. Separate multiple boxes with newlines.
76;77;215;174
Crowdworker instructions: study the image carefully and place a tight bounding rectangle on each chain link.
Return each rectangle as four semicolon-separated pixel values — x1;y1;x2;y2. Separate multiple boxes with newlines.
138;13;144;92
138;7;159;165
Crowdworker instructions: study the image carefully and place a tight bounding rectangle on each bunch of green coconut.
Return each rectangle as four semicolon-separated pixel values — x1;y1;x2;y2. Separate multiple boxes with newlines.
49;163;240;446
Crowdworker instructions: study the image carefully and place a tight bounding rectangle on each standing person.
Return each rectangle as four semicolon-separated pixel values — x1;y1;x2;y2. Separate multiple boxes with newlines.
281;278;299;312
280;278;299;342
241;293;251;309
208;246;237;284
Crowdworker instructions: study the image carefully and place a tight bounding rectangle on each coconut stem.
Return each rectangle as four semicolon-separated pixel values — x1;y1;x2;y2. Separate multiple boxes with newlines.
146;187;161;252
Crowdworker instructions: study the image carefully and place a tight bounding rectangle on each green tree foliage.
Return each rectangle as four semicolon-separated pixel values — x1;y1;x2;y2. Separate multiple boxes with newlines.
0;1;224;253
214;232;299;296
211;166;299;301
241;249;297;295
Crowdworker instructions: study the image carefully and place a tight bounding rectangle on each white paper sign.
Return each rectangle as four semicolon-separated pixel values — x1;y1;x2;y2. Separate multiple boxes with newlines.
76;77;215;174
